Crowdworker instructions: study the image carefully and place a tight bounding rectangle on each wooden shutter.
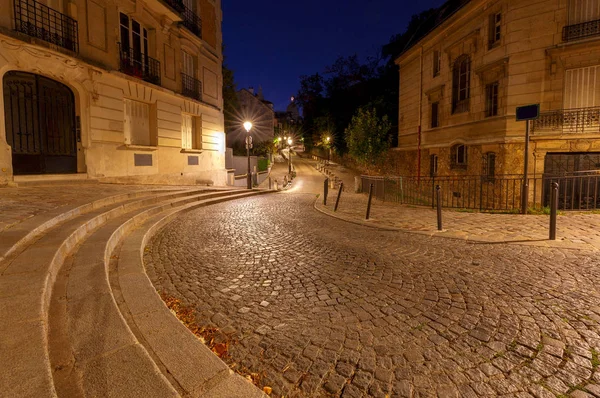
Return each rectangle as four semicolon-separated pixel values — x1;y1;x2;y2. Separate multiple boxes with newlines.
181;114;193;149
568;0;600;24
564;65;600;109
124;99;150;146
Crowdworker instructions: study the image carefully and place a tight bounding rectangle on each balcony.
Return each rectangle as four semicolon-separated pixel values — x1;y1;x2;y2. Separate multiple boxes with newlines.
13;0;78;53
181;73;202;101
144;0;185;21
180;6;202;38
532;107;600;135
119;44;161;86
563;19;600;42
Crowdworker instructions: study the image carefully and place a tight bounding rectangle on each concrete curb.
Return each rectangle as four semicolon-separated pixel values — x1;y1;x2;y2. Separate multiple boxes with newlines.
313;199;599;251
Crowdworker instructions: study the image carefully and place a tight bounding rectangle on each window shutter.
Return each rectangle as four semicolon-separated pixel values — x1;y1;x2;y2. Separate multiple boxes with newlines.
181;114;193;149
564;65;600;109
124;99;150;146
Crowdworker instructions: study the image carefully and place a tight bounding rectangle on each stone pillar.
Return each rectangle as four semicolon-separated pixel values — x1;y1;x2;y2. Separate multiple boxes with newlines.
354;176;361;193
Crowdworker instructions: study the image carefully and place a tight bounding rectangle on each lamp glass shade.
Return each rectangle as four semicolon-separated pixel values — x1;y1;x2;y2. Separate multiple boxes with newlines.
243;121;253;132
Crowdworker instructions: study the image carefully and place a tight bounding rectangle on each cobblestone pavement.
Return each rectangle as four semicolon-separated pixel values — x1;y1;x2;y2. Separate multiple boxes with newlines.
146;193;600;398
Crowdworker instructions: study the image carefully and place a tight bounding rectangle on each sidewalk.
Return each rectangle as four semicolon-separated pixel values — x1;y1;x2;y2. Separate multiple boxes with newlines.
311;158;600;252
258;151;292;189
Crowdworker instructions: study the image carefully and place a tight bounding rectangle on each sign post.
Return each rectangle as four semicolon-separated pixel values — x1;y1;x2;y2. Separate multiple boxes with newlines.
516;104;540;215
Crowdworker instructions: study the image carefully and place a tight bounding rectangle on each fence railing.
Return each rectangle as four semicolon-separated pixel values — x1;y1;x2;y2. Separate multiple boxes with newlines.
533;107;600;135
181;6;202;38
14;0;79;52
181;72;202;101
563;19;600;42
361;173;600;212
118;44;161;85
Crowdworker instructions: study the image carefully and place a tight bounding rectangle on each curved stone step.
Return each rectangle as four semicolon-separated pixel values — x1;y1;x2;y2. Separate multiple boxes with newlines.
0;188;221;397
0;188;186;264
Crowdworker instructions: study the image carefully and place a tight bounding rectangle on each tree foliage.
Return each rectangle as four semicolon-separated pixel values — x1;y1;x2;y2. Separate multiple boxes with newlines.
344;108;391;166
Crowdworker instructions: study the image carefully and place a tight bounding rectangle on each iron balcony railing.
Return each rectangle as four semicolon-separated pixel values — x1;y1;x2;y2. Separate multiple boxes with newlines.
118;44;161;86
532;106;600;135
181;72;202;101
181;6;202;38
161;0;185;13
563;19;600;42
13;0;78;52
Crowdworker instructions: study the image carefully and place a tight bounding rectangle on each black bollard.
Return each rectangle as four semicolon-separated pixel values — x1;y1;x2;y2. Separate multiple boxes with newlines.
436;185;442;231
549;182;558;240
323;178;329;205
269;177;272;190
334;182;344;212
366;183;374;220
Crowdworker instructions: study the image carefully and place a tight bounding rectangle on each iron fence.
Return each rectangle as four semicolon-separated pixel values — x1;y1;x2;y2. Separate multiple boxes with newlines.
118;44;161;85
563;19;600;42
361;173;600;212
181;72;202;101
14;0;78;53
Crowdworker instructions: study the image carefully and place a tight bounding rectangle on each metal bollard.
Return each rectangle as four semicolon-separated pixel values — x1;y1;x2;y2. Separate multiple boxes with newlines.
269;177;272;190
366;183;374;220
323;178;329;205
334;182;344;212
436;185;442;231
549;182;558;240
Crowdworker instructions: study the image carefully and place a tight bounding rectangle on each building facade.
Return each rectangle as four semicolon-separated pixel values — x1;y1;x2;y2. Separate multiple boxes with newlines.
0;0;226;186
395;0;600;184
226;87;274;147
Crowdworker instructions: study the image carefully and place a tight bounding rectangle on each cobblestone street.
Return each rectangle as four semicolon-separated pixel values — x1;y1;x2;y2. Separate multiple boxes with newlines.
146;192;600;398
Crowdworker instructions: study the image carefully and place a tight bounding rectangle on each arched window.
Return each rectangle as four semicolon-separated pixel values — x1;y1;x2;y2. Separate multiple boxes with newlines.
452;55;470;114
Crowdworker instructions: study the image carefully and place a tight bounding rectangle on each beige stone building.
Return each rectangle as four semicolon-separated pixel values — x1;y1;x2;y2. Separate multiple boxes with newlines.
0;0;226;186
395;0;600;185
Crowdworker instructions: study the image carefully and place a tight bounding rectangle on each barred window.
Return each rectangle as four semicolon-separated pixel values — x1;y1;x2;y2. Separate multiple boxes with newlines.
451;144;467;169
431;102;439;128
488;12;501;49
452;55;470;114
433;50;441;77
429;154;438;177
485;81;499;117
483;152;496;182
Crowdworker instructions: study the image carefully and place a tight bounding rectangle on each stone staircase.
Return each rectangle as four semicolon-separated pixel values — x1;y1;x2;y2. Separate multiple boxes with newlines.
0;187;269;397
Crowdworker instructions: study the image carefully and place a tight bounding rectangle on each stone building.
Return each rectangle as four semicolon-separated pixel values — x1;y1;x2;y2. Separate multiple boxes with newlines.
395;0;600;182
0;0;225;186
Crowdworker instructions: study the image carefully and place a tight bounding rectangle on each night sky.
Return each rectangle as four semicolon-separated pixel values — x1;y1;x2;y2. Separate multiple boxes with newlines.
222;0;448;112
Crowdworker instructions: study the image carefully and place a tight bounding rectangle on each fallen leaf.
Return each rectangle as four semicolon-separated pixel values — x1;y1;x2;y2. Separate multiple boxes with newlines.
263;386;272;394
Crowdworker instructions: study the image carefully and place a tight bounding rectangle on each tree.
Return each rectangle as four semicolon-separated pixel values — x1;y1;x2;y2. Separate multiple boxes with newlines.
222;46;240;135
344;108;391;166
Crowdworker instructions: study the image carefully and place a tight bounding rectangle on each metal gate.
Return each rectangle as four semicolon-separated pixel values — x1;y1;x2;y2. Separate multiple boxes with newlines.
3;71;77;174
543;152;600;209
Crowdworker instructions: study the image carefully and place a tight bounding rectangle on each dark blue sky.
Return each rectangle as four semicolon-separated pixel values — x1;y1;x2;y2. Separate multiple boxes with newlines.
222;0;447;111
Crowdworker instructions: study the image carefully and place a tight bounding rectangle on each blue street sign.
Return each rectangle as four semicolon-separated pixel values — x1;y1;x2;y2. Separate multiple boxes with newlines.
516;104;540;121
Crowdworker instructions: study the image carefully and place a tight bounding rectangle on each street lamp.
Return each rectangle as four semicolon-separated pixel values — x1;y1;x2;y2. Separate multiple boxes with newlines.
287;137;293;174
243;121;253;189
326;136;331;165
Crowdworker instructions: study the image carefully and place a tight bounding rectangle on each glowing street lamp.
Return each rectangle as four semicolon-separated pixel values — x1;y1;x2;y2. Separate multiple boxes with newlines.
326;136;331;164
243;121;253;189
287;137;293;174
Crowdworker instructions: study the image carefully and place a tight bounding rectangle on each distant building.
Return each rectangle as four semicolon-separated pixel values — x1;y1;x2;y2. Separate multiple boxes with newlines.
227;87;275;146
274;97;301;138
394;0;600;182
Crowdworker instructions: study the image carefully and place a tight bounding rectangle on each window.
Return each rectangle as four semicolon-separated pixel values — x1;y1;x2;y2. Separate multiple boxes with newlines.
483;152;496;182
451;144;467;169
124;99;151;146
433;50;441;77
485;82;499;117
181;114;202;149
120;13;148;59
489;12;501;49
568;0;600;25
429;154;438;177
431;102;439;128
181;51;194;77
452;55;470;114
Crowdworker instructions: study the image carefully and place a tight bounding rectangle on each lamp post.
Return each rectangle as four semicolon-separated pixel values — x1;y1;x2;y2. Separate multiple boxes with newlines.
287;137;293;174
243;121;253;189
326;136;331;165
